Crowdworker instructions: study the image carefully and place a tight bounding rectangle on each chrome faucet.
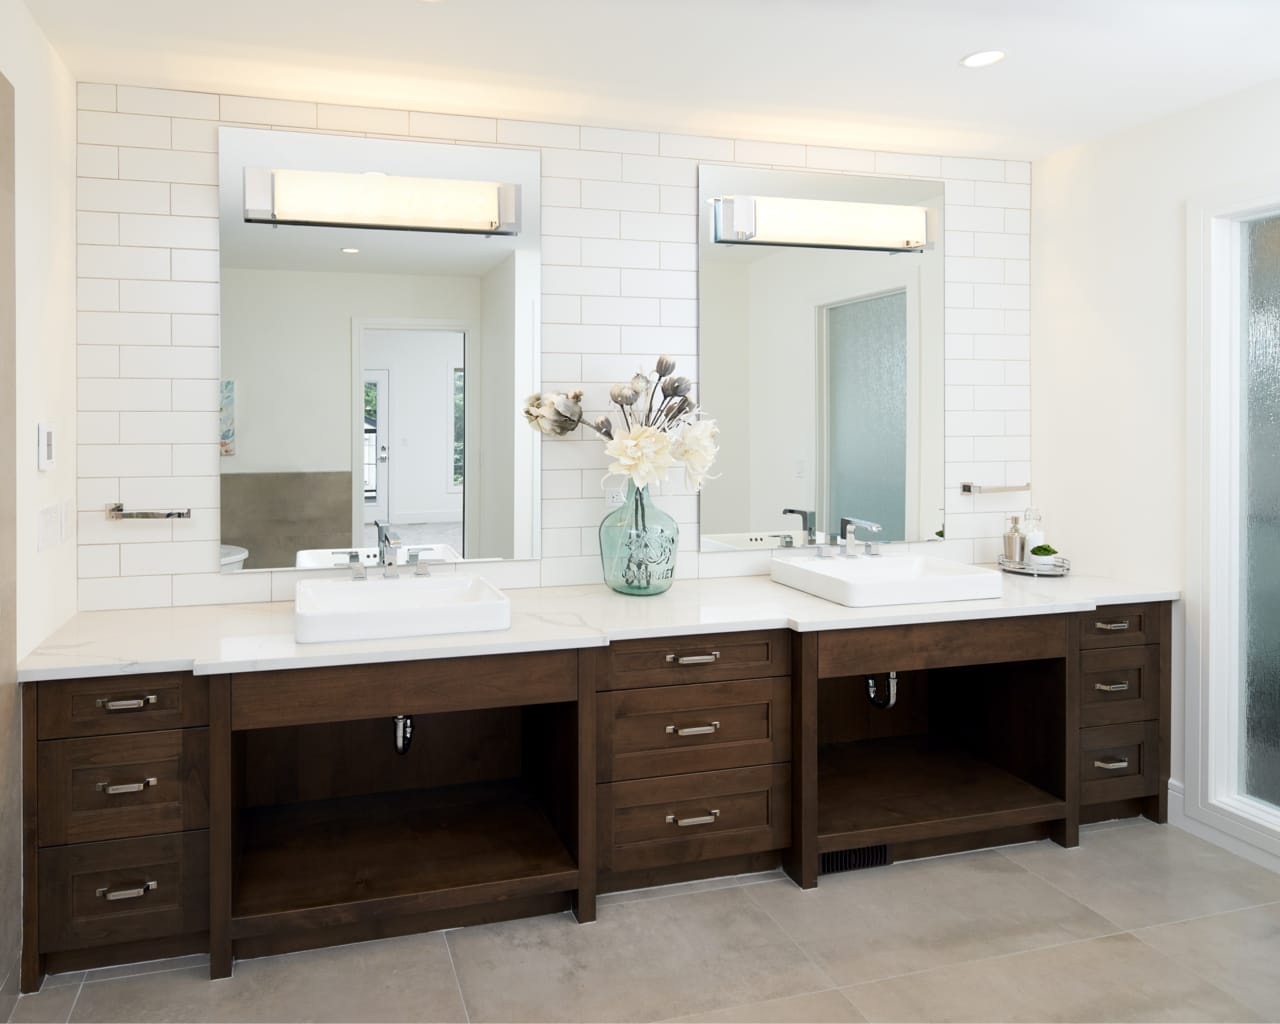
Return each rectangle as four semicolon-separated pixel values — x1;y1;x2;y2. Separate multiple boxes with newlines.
374;520;401;577
839;516;883;556
782;508;816;546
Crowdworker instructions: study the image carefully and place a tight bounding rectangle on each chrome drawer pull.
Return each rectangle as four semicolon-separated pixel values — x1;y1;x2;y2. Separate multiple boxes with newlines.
666;721;721;737
1094;680;1131;693
96;881;158;901
665;652;721;666
96;777;158;795
1094;621;1131;632
1093;757;1130;771
665;809;720;827
96;695;158;712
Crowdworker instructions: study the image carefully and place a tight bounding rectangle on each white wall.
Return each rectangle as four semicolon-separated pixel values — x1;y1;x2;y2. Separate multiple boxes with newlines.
474;254;517;559
1033;74;1280;788
220;268;480;474
0;0;75;1002
2;5;76;658
71;83;1033;607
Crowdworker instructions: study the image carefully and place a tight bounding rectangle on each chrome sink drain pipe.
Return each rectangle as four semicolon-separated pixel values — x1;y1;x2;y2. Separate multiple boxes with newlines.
393;714;414;755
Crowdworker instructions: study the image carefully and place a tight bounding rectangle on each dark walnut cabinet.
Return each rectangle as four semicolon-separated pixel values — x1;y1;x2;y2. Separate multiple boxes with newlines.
21;603;1172;990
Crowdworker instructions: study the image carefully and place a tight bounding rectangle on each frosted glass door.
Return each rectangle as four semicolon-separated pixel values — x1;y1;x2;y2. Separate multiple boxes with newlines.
1242;214;1280;809
826;291;908;542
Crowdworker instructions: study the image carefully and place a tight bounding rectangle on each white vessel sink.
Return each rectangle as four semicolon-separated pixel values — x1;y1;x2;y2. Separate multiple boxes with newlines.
294;574;510;643
770;552;1002;608
295;544;462;569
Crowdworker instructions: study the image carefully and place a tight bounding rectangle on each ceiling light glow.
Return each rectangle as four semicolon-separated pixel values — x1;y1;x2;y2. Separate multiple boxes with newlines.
340;247;360;254
960;50;1006;68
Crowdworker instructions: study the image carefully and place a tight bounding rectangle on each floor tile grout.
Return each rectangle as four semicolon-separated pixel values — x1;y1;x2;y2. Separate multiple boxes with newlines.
738;883;842;993
64;979;83;1024
1125;927;1269;1022
442;931;471;1024
992;844;1132;931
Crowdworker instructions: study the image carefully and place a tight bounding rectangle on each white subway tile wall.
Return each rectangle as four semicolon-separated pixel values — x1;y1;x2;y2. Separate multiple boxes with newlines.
74;84;1033;610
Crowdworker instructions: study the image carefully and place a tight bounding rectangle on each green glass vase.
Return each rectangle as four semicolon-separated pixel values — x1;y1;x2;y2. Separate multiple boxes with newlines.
599;482;679;596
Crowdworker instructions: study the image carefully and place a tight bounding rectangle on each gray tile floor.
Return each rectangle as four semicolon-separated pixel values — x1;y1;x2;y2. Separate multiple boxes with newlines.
11;820;1280;1023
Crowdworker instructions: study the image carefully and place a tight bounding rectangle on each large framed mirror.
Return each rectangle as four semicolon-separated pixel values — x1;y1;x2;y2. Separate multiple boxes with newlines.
216;128;541;571
697;165;945;551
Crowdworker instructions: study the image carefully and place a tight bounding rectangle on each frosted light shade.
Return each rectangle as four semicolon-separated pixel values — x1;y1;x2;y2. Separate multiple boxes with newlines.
713;195;926;252
248;168;518;234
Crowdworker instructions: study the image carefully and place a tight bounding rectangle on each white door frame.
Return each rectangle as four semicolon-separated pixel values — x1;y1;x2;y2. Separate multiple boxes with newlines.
350;317;472;545
1184;183;1280;859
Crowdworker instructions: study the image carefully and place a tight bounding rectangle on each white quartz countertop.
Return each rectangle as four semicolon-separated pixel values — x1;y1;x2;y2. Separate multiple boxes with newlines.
17;571;1180;682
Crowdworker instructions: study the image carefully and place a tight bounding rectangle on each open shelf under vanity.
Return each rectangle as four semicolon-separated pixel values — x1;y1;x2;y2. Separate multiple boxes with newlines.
815;652;1070;859
231;781;578;937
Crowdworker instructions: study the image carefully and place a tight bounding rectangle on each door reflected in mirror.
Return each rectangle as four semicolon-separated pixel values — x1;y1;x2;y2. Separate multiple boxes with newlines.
216;128;541;572
697;165;944;551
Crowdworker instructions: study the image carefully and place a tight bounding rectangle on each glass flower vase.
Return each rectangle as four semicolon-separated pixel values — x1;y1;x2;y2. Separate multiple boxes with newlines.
599;482;679;596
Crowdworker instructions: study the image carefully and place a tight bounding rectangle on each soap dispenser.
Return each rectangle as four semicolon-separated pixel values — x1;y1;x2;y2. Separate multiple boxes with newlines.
1003;514;1027;563
1023;507;1045;551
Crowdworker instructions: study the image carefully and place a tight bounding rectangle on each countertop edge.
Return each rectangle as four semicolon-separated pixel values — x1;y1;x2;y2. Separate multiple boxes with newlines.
17;576;1183;682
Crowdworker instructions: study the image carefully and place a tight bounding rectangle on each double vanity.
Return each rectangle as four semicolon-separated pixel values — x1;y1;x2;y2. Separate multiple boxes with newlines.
16;569;1175;992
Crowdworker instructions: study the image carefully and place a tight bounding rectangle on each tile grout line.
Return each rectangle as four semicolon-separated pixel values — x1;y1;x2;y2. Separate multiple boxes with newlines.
994;843;1280;934
838;928;1134;995
991;845;1128;932
442;932;471;1024
65;978;84;1024
738;881;843;994
1126;924;1273;1021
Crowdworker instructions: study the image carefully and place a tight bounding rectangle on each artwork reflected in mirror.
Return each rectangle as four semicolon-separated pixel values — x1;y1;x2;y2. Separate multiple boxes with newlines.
216;128;541;571
697;165;945;551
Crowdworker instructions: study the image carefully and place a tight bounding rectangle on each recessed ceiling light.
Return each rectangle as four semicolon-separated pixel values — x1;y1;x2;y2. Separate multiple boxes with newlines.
340;247;360;254
960;50;1006;68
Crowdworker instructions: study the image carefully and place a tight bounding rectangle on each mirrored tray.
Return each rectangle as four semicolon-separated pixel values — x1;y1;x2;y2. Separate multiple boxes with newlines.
998;555;1071;577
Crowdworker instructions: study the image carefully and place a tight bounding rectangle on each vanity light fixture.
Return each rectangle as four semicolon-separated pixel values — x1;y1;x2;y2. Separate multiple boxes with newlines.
243;168;520;235
340;247;360;254
960;49;1006;68
711;195;927;252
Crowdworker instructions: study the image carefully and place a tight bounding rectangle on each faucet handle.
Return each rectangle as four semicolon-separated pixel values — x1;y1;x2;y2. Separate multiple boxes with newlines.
781;508;816;545
339;549;367;580
407;550;449;576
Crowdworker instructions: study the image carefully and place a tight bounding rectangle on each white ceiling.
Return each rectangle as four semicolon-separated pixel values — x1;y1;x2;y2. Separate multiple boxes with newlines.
23;0;1280;159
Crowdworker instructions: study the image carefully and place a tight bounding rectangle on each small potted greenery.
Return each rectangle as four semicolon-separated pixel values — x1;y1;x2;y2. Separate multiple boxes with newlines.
1029;543;1059;568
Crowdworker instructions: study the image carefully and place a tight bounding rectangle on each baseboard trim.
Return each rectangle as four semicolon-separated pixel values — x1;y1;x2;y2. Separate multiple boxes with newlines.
1169;782;1280;875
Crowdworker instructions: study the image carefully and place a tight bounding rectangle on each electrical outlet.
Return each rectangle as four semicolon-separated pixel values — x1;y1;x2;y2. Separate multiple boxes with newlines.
36;504;60;552
606;488;625;507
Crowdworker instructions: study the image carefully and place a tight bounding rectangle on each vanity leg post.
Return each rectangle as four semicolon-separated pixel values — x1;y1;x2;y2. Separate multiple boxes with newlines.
783;633;819;888
1052;617;1081;848
209;674;233;978
1143;602;1173;825
572;649;597;923
20;684;45;994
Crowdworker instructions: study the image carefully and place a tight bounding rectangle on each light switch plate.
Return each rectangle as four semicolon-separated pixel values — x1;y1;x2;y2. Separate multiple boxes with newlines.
36;421;55;470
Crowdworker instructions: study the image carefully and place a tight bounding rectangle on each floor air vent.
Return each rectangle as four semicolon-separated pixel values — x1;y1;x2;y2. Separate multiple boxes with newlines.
820;845;892;874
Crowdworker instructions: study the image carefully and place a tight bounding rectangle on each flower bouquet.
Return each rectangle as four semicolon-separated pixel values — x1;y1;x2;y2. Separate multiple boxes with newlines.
523;356;718;595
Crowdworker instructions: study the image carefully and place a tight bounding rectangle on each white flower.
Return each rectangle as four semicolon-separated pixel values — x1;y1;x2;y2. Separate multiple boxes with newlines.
604;424;675;489
671;418;719;492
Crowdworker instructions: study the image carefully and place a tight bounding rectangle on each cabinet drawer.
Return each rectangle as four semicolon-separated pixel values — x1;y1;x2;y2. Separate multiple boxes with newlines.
1080;722;1159;804
1078;605;1158;649
1079;646;1160;727
38;729;209;847
601;630;790;691
38;832;209;953
598;677;790;782
599;764;791;873
37;674;208;740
